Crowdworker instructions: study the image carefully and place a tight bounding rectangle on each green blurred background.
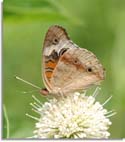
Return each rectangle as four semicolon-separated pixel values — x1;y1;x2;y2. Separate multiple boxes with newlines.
3;0;125;139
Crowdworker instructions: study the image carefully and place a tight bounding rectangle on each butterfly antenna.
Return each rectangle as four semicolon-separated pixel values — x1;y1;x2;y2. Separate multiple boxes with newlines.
21;89;39;94
15;76;41;90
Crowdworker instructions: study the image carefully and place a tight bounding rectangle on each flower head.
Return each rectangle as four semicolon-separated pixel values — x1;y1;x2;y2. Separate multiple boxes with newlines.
27;88;116;139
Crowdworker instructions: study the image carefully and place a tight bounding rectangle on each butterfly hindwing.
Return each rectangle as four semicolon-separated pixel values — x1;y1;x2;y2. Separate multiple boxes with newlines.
50;48;104;94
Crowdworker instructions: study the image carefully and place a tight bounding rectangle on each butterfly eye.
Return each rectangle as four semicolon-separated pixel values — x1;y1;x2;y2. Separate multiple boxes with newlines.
53;38;59;45
87;67;92;73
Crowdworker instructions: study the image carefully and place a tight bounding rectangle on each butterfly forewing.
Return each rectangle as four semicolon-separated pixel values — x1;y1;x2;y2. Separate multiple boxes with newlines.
42;25;73;92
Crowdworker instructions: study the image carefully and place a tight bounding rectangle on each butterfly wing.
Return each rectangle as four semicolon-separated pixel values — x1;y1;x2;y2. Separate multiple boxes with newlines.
42;25;105;95
50;47;105;94
42;25;75;92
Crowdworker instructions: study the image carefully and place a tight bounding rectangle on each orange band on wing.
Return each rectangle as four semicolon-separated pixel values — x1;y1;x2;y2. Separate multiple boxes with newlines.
45;61;57;69
45;71;52;79
45;60;57;81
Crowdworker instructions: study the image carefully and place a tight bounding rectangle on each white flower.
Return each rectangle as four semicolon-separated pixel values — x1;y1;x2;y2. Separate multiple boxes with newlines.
27;88;116;139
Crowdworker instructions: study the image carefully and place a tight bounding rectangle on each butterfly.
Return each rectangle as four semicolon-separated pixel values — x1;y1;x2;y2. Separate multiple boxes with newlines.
40;25;105;96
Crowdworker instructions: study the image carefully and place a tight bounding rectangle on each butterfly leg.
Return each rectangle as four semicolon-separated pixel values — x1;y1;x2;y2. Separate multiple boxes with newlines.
58;90;65;99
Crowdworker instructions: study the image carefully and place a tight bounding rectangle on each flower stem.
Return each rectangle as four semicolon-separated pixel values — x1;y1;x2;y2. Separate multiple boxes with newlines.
3;104;10;138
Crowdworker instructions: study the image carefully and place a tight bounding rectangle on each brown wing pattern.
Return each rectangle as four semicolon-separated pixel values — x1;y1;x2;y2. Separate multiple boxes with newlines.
42;25;74;91
50;48;104;94
43;25;69;48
